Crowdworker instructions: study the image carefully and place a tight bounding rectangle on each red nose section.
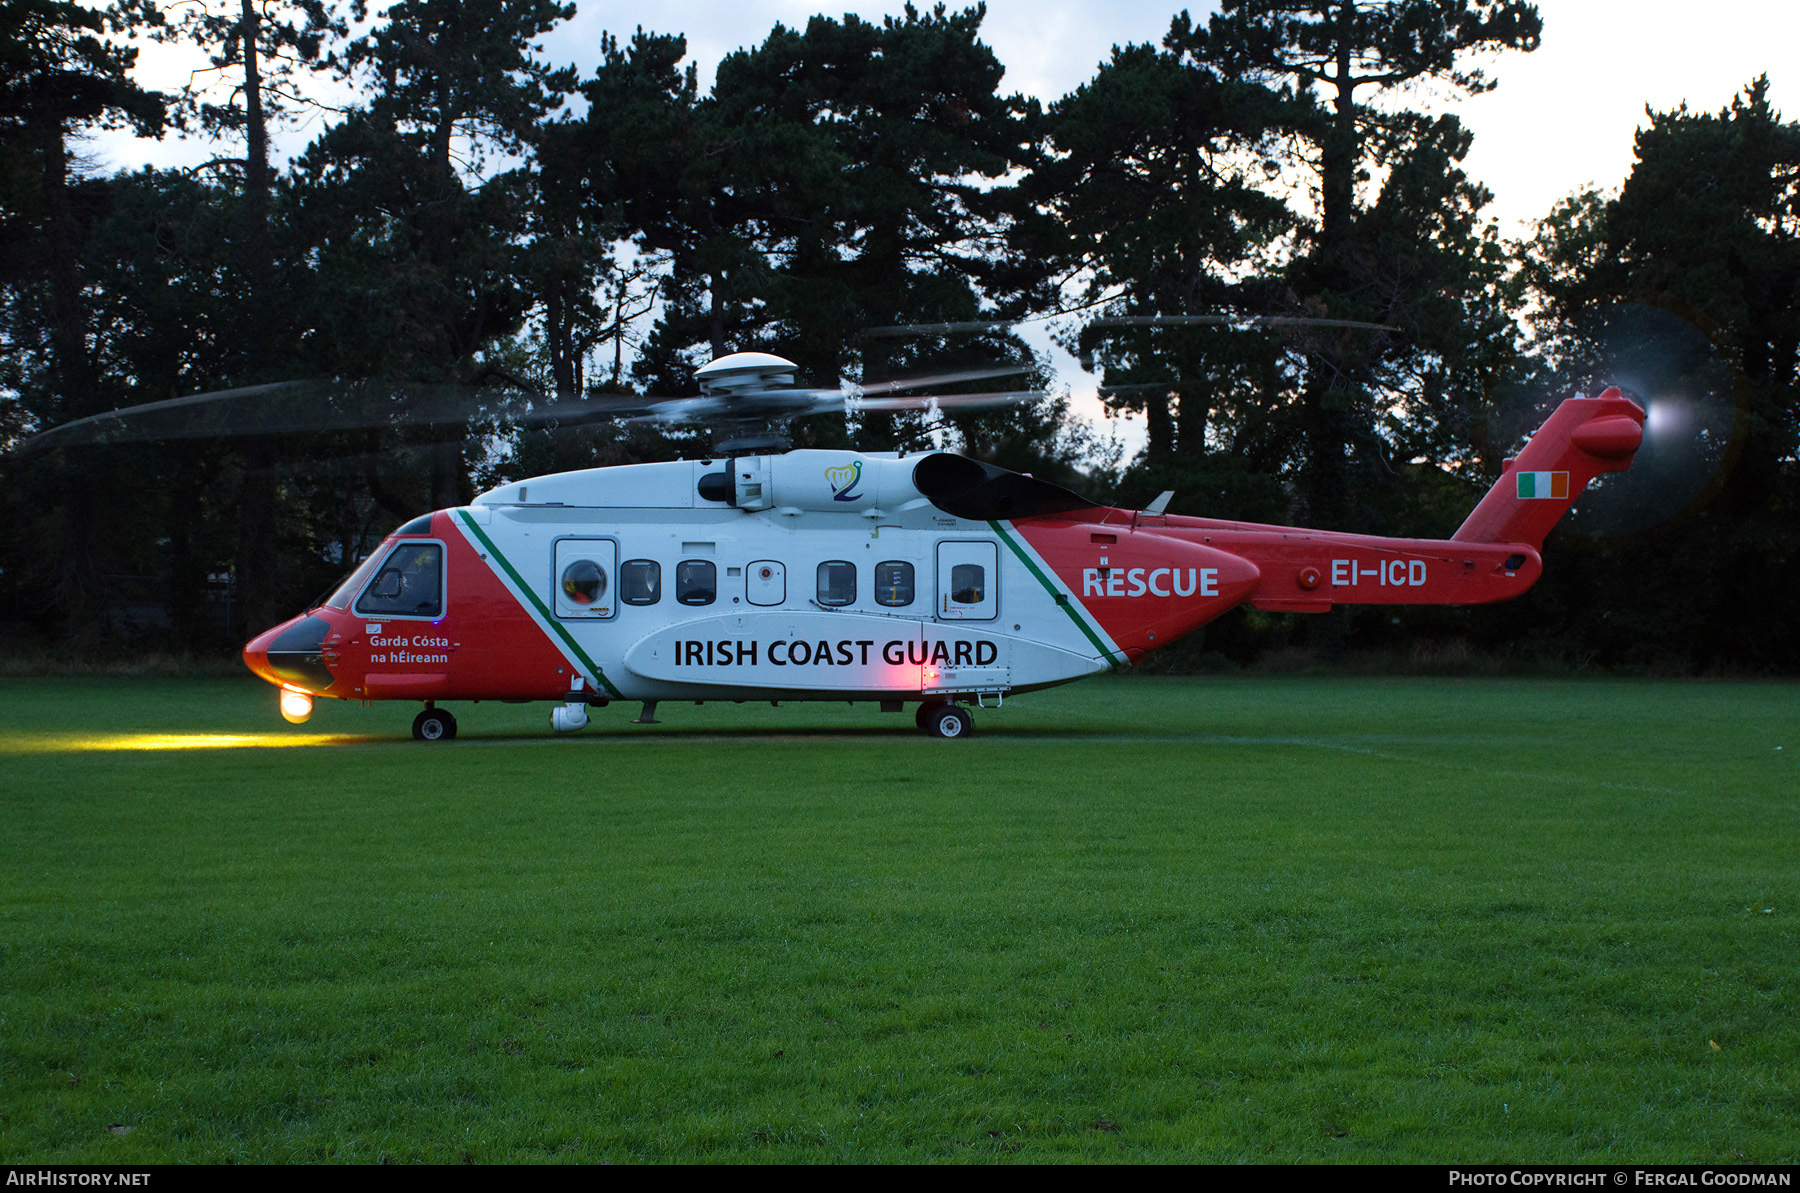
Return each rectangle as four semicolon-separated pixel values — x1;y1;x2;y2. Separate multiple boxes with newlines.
243;623;285;686
243;614;336;693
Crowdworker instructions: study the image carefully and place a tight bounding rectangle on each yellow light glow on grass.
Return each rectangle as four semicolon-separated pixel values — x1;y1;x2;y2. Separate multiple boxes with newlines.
0;732;369;754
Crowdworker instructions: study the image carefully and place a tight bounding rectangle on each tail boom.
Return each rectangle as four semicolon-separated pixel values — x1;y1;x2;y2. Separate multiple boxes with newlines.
1007;391;1643;660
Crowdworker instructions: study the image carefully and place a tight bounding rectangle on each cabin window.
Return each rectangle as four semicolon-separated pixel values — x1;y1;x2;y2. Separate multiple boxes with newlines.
355;543;442;617
949;563;985;605
552;538;617;619
874;561;914;607
620;559;661;605
817;561;856;606
676;560;716;605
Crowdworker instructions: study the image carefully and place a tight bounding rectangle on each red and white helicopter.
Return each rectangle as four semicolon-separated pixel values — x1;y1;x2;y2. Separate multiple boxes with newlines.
213;350;1643;740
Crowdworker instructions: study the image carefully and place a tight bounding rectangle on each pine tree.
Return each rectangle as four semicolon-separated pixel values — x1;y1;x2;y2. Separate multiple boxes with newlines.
1173;0;1540;531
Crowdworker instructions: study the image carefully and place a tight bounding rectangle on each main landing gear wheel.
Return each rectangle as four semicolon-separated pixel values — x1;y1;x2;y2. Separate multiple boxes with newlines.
412;707;457;741
923;704;973;739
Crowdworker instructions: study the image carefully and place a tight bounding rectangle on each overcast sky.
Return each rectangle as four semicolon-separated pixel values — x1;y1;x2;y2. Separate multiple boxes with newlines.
93;0;1800;455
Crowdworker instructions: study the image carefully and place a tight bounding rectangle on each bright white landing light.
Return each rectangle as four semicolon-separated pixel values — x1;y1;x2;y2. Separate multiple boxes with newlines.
279;688;315;724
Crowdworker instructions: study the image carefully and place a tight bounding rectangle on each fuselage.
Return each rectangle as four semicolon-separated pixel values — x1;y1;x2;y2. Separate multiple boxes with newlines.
243;448;1544;714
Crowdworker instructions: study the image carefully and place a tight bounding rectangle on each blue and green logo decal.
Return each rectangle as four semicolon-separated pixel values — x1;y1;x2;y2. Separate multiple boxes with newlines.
825;460;864;502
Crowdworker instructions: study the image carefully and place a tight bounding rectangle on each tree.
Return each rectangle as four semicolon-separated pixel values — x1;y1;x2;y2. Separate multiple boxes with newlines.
152;0;342;308
291;0;577;508
1173;0;1540;531
614;5;1042;454
0;0;166;412
535;29;687;402
0;0;166;639
145;2;345;637
1517;79;1800;670
1020;38;1294;490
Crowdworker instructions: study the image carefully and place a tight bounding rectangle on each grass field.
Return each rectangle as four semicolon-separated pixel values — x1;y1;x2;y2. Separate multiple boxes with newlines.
0;674;1795;1163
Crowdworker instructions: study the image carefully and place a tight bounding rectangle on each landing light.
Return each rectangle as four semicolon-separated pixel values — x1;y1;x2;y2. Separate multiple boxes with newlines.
280;688;315;724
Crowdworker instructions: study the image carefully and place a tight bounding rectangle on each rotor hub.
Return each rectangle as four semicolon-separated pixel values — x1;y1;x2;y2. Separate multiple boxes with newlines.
695;352;798;396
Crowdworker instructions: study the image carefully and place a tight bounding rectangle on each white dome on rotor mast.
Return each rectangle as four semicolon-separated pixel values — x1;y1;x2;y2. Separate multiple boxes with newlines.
695;352;798;395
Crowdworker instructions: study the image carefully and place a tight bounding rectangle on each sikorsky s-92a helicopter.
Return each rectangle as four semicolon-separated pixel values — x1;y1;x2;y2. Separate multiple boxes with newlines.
202;348;1642;741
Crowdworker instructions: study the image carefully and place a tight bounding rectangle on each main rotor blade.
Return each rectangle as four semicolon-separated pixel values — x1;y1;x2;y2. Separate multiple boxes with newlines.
716;366;1035;410
514;394;701;426
9;364;1046;452
1096;381;1178;396
10;379;568;454
863;314;1400;338
862;320;1025;338
16;380;328;454
1092;315;1398;333
609;369;1042;427
10;379;720;452
856;389;1045;413
616;388;1046;425
853;364;1032;395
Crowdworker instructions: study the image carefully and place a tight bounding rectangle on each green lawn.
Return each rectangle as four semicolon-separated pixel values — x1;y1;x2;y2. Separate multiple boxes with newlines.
0;674;1795;1162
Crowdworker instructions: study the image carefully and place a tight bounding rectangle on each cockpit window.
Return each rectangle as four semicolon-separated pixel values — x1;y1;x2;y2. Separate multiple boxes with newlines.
355;543;443;617
321;518;435;610
324;551;386;610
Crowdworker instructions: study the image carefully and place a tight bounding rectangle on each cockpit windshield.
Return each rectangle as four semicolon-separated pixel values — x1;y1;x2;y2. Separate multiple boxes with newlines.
354;542;443;617
321;519;439;612
323;551;387;611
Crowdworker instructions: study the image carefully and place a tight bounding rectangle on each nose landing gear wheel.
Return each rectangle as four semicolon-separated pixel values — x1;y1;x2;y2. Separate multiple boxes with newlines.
915;701;944;731
923;703;973;739
412;707;457;741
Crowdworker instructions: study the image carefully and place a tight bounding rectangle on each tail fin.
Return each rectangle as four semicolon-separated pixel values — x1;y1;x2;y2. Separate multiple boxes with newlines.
1452;389;1645;546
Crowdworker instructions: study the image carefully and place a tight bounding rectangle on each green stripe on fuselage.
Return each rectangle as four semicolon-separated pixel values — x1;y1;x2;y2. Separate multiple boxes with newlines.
988;519;1123;667
454;510;623;698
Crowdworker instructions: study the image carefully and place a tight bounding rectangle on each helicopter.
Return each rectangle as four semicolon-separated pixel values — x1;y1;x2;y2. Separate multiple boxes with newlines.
197;347;1644;740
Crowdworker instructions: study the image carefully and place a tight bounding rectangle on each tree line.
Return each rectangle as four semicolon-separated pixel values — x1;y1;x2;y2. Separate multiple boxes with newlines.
1;0;1796;672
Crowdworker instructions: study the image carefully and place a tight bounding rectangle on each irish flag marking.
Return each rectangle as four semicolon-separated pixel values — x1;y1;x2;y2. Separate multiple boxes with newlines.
1516;471;1569;500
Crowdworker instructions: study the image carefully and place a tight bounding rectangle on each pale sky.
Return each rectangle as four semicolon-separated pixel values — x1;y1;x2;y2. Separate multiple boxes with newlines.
90;0;1800;458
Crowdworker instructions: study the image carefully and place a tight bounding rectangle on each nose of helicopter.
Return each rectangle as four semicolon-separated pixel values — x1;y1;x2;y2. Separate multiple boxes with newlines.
243;623;285;686
243;614;336;693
